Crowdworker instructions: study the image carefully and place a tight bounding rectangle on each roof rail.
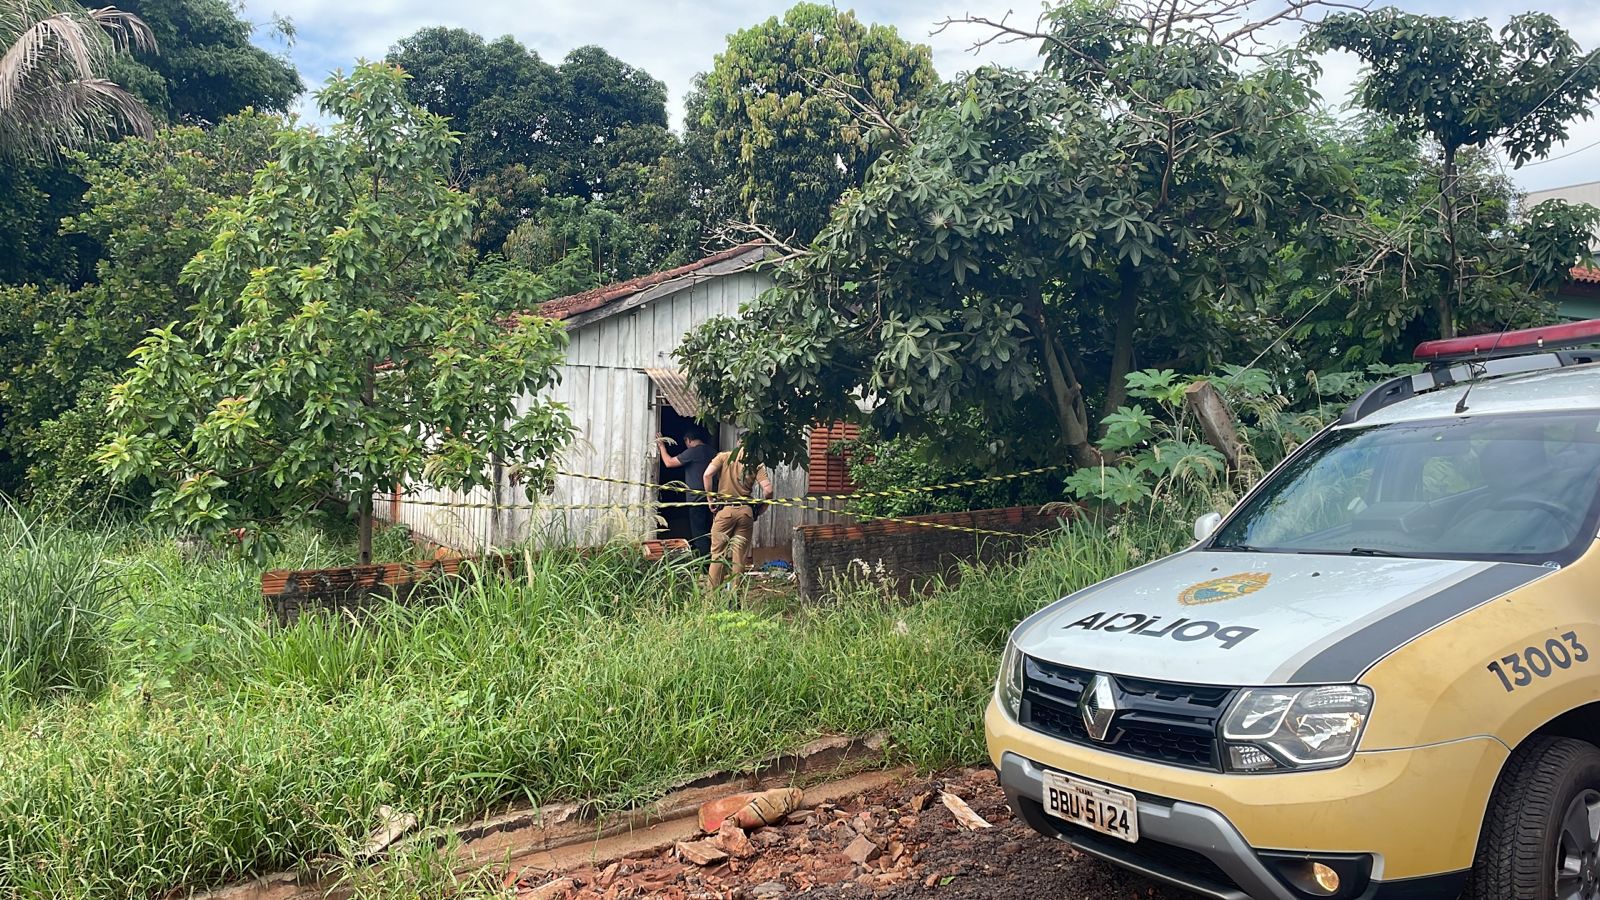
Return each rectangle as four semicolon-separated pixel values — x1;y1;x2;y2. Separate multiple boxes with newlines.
1338;350;1600;425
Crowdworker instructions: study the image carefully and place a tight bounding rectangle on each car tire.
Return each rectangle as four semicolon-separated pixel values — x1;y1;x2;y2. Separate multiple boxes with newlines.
1465;735;1600;900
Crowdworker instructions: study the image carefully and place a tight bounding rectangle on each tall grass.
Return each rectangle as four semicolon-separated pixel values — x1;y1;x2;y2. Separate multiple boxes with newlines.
0;498;1201;899
0;506;118;708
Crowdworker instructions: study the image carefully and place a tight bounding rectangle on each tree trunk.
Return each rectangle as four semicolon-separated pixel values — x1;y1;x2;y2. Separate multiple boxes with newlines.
359;358;376;565
1022;284;1101;469
1101;262;1141;429
358;491;373;565
1437;143;1460;340
1183;380;1243;471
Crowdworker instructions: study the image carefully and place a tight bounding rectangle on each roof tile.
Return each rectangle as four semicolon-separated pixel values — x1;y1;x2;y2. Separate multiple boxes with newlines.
513;242;767;325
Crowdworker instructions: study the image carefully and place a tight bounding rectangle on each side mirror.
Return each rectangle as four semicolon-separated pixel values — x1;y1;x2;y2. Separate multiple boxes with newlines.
1193;512;1222;543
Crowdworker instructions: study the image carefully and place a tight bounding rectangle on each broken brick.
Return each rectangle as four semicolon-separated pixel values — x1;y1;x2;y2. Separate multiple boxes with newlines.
676;839;728;867
843;835;880;867
716;820;758;860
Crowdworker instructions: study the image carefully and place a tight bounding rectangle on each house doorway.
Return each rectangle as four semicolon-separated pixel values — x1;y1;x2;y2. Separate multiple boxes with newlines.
655;402;720;541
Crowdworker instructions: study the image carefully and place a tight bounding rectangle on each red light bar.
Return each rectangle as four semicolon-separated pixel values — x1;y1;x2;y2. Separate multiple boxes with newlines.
1414;319;1600;361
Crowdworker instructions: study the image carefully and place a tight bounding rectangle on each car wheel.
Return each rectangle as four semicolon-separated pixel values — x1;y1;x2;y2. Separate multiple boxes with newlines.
1466;735;1600;900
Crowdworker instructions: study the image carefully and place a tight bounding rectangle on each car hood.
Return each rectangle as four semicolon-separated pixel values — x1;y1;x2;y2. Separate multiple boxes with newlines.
1013;550;1550;686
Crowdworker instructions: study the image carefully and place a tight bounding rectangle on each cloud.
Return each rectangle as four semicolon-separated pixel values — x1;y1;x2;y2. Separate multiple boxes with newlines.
241;0;1600;191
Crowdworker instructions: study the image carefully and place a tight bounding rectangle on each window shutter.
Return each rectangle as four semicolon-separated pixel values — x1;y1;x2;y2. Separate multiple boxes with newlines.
807;421;860;495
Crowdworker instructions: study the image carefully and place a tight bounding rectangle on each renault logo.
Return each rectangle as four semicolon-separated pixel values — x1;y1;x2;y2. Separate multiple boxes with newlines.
1080;674;1117;742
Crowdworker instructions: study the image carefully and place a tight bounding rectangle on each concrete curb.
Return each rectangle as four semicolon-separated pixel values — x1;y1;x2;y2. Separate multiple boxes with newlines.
193;732;895;900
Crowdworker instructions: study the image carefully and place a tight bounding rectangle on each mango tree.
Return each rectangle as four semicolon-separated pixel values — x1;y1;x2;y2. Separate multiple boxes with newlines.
678;4;1350;471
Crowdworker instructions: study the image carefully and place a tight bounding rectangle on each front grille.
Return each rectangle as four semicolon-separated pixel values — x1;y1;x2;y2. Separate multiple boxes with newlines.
1019;657;1236;771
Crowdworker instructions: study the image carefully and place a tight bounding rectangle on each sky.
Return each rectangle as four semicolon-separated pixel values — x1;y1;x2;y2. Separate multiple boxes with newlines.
236;0;1600;194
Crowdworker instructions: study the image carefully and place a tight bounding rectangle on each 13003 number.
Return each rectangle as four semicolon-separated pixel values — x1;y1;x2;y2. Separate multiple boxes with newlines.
1487;632;1589;693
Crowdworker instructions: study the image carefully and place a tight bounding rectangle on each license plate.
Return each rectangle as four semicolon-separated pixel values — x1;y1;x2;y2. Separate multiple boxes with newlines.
1041;770;1140;843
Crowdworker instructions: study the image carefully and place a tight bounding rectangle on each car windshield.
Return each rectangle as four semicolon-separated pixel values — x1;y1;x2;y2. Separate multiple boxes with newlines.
1211;411;1600;565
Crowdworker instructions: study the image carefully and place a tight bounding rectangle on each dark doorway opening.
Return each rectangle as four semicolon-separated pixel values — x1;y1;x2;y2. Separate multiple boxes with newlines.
656;403;720;540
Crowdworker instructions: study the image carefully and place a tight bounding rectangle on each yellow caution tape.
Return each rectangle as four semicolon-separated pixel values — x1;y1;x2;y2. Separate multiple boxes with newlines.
390;466;1061;540
553;465;1060;502
735;465;1063;503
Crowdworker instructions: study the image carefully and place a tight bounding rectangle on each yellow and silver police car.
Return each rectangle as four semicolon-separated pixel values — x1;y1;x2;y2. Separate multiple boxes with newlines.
987;320;1600;900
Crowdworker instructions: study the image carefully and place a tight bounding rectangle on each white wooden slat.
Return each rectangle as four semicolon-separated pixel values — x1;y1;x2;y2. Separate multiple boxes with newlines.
671;287;692;359
631;308;649;369
646;302;665;366
565;323;586;366
689;284;709;344
598;313;622;368
615;311;636;370
580;323;601;366
611;366;634;542
659;299;680;365
628;368;652;540
390;266;798;553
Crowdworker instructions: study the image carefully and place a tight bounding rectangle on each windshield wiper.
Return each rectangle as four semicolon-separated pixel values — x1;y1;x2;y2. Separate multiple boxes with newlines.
1348;547;1404;557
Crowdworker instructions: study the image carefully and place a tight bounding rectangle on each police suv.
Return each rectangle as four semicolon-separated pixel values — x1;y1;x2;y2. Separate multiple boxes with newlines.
987;320;1600;899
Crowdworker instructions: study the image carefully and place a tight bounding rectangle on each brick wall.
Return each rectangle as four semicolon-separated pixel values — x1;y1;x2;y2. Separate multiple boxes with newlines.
261;554;514;625
791;506;1075;602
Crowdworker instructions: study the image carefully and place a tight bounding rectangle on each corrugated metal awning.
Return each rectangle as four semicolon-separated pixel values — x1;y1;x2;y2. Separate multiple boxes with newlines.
645;368;703;418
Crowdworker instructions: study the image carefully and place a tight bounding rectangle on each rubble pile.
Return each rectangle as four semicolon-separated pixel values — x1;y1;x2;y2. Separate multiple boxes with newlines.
514;768;1181;900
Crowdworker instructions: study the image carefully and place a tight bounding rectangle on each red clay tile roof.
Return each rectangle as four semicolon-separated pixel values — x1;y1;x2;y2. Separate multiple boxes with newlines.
1572;266;1600;285
528;242;767;323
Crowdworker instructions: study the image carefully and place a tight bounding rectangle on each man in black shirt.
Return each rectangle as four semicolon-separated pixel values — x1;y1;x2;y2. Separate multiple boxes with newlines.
658;425;714;555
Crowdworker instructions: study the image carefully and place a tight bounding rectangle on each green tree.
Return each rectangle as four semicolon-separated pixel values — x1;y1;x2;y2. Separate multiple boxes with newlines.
386;30;668;198
1279;118;1598;369
551;45;669;197
0;111;284;496
600;133;721;270
0;0;301;292
387;29;676;258
1313;10;1600;338
107;0;302;123
686;2;937;244
0;160;99;285
840;420;1064;517
99;65;573;560
388;27;561;181
678;3;1348;470
0;0;155;160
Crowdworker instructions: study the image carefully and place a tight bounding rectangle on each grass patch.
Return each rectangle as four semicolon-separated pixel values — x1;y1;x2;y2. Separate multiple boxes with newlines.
0;506;1193;899
0;507;118;709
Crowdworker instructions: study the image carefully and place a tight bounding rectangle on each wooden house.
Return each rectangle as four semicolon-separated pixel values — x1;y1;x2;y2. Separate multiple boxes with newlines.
383;243;854;556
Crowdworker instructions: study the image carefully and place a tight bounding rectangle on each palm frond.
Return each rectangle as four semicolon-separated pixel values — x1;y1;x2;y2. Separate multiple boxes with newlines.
1;76;154;157
0;12;101;109
86;6;155;54
0;0;156;159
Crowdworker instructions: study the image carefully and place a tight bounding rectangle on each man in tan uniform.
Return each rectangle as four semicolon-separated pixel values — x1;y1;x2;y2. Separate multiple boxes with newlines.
702;444;774;589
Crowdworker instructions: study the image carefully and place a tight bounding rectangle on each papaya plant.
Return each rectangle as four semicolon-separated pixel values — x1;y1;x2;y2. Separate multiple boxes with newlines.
1065;365;1419;509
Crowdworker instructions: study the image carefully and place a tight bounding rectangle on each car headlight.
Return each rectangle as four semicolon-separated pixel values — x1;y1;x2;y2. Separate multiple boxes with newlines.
996;637;1024;720
1221;685;1372;772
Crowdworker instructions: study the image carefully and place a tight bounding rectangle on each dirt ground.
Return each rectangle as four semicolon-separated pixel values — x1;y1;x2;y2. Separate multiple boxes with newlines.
514;767;1190;900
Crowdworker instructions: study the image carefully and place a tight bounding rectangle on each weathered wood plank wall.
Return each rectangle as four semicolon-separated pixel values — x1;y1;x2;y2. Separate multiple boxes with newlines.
386;266;836;554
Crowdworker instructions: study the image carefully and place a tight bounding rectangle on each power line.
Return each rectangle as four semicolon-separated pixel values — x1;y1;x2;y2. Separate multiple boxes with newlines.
1521;133;1600;168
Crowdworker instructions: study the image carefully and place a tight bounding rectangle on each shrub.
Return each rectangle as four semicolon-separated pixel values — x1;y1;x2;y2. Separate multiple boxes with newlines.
24;374;146;515
841;416;1064;519
1064;364;1420;511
